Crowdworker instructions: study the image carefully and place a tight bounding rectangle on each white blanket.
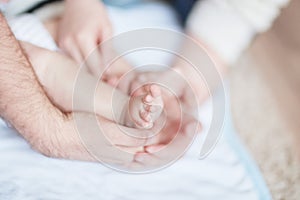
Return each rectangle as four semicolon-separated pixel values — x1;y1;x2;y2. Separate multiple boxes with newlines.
0;2;270;200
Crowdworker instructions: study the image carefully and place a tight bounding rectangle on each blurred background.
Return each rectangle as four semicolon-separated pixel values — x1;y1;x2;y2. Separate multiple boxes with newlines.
230;0;300;198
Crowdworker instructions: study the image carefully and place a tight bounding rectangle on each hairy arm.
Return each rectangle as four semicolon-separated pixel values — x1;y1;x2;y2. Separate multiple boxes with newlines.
0;13;90;159
0;14;158;165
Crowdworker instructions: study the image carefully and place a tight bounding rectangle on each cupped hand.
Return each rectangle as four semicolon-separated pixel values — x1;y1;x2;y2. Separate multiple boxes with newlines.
34;88;199;171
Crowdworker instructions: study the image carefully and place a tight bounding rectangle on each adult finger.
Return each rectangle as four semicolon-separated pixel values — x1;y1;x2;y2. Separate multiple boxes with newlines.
77;32;105;77
96;115;157;147
99;14;113;42
134;116;201;169
59;36;83;65
72;112;148;166
101;21;113;42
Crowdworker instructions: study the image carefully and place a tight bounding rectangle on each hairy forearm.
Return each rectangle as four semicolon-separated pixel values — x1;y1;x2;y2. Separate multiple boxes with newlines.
0;13;86;158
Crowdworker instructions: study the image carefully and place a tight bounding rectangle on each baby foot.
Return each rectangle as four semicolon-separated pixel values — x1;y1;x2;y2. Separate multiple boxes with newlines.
130;70;186;102
126;84;164;129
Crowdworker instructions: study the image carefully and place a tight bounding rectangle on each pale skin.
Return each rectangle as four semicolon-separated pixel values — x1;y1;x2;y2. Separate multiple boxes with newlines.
42;0;216;120
52;0;132;80
39;4;165;129
21;42;164;129
0;13;91;160
128;35;227;114
58;0;111;75
0;13;201;166
57;0;225;109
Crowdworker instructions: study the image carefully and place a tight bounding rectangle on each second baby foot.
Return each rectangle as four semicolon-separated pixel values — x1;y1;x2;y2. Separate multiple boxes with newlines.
127;84;164;129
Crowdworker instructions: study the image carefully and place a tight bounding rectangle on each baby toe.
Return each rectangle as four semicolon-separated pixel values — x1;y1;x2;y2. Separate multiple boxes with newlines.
139;110;151;122
145;104;161;113
143;94;153;103
139;121;152;129
149;84;161;97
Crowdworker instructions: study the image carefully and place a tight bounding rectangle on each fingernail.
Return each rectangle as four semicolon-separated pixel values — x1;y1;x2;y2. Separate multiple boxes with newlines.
145;145;163;153
144;104;151;111
145;95;152;102
145;146;156;153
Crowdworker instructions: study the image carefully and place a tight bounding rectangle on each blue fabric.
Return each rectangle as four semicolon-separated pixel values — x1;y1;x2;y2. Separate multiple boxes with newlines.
102;0;141;7
173;0;197;24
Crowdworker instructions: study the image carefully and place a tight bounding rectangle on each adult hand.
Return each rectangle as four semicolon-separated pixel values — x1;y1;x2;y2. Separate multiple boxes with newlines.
131;111;200;171
123;76;201;171
68;110;200;171
19;42;186;168
1;12;200;171
57;0;112;76
48;112;152;164
43;109;199;172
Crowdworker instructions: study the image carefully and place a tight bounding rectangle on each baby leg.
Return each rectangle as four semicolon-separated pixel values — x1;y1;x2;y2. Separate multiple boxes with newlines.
21;41;78;112
21;42;121;118
22;42;165;129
